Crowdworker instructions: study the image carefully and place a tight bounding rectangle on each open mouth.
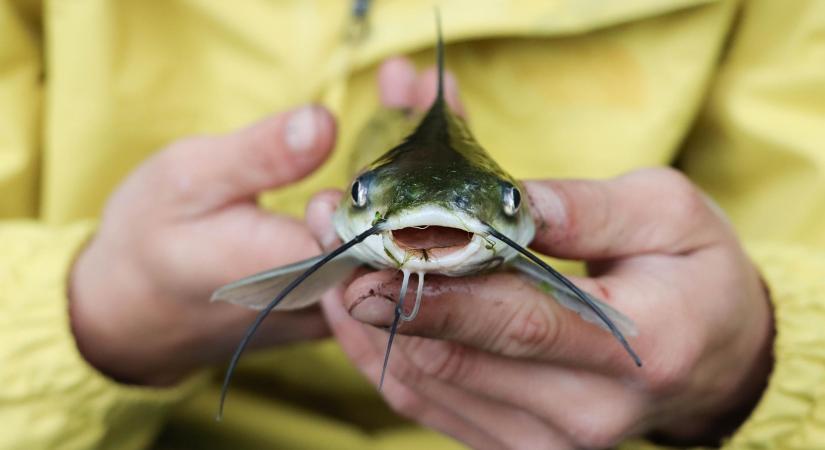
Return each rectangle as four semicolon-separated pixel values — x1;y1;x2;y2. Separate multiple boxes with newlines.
391;226;474;259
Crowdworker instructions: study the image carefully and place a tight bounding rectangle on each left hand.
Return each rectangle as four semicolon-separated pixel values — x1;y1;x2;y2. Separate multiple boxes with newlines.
306;58;774;449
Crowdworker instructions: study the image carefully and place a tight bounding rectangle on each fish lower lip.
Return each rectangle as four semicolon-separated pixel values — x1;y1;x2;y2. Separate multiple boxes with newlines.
391;226;474;258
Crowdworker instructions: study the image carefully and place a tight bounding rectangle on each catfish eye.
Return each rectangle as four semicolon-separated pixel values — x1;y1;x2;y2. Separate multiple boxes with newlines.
502;183;521;216
351;177;368;208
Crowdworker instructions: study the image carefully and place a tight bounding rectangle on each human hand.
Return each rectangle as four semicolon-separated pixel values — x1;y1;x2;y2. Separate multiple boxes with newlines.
69;105;336;386
309;58;774;449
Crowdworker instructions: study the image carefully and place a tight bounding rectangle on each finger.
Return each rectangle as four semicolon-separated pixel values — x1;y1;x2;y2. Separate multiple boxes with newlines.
414;66;465;116
378;56;417;109
524;167;728;259
343;270;645;374
332;283;646;449
198;305;329;356
160;105;336;208
188;210;321;290
320;291;503;450
306;189;344;251
393;337;646;449
359;330;572;450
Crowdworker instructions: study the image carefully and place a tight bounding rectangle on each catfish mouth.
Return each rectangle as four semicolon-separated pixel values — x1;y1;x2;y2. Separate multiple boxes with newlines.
391;226;474;259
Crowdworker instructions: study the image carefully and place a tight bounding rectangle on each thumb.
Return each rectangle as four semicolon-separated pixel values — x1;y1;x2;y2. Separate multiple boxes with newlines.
161;105;336;208
524;167;726;259
306;189;344;252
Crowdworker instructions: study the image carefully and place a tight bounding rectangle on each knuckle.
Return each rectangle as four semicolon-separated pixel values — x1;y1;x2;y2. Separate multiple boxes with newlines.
570;426;623;449
384;384;427;420
566;411;629;449
383;342;427;387
628;168;712;240
506;410;572;450
416;341;472;383
346;338;379;370
642;356;694;395
647;168;706;217
498;302;560;357
149;137;211;199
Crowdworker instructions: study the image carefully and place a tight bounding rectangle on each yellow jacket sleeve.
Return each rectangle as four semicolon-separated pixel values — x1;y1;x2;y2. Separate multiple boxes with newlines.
0;222;204;449
0;3;200;449
679;1;825;447
727;245;825;447
0;0;39;218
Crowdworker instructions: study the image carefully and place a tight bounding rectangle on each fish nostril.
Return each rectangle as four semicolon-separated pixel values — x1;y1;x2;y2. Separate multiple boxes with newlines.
452;195;470;210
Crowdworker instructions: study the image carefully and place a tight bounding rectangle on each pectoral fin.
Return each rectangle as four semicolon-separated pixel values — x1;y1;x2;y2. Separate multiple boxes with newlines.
211;255;361;310
512;256;637;337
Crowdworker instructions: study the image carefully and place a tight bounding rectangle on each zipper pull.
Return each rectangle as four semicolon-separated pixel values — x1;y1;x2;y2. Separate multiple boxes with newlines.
346;0;372;43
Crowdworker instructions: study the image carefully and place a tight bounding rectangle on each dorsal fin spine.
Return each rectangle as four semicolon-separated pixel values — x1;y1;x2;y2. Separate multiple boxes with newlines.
435;9;445;106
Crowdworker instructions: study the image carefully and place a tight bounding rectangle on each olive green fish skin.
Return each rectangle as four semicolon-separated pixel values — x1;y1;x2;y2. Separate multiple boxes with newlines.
376;105;519;220
347;102;529;232
334;97;535;276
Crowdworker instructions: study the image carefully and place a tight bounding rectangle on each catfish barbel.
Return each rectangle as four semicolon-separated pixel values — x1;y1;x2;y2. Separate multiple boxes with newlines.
212;16;641;420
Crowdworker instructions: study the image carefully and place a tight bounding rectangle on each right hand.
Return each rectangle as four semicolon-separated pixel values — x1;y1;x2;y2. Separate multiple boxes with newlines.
69;105;336;386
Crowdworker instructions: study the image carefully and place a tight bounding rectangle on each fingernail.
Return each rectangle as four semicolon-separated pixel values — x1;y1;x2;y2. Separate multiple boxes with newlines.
525;182;566;226
318;203;340;250
306;198;340;251
284;106;318;153
350;297;396;327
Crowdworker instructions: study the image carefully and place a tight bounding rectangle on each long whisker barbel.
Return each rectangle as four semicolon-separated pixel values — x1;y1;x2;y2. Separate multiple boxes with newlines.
216;221;385;421
484;224;643;367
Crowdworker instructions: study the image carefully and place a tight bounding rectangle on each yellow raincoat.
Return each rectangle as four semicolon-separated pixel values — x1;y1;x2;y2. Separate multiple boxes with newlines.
2;0;824;448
